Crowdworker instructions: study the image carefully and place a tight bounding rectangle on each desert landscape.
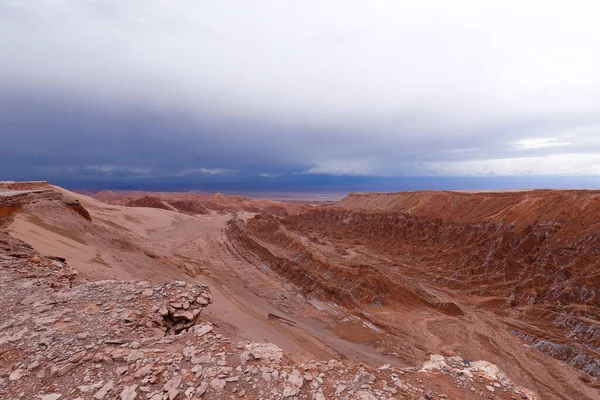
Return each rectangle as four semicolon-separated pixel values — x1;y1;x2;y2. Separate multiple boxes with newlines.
5;1;600;398
0;181;598;399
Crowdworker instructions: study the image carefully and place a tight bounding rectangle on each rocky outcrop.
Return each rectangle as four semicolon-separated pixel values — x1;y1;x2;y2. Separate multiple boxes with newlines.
125;195;172;211
0;187;92;222
0;189;62;206
64;200;93;221
0;206;19;219
336;190;600;225
0;189;62;221
0;181;50;190
169;199;210;215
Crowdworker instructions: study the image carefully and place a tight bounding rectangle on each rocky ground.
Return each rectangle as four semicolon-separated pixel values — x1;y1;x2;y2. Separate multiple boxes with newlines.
0;230;537;400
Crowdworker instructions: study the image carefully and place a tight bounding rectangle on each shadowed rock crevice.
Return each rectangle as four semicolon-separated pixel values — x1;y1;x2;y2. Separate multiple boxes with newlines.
157;287;213;335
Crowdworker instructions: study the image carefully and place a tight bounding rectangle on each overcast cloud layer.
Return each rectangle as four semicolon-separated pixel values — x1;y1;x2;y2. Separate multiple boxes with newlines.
2;1;600;188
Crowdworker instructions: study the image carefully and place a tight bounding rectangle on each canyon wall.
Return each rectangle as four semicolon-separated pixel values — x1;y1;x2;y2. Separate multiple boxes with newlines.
227;190;600;388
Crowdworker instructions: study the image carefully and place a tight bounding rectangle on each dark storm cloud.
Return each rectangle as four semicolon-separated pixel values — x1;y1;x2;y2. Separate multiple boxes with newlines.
1;0;600;183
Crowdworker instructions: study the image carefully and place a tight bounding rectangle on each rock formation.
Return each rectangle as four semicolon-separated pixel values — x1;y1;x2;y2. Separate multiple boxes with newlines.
0;182;91;222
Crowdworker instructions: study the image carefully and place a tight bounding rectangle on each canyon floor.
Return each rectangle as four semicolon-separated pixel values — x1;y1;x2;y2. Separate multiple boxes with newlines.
0;182;598;399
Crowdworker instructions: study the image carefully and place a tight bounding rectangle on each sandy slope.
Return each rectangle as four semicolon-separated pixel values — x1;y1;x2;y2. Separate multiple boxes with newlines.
6;186;329;363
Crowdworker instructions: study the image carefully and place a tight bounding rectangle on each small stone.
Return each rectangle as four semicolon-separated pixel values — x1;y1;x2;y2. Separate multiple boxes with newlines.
9;369;23;381
41;395;62;400
383;386;397;394
288;369;304;388
120;385;138;400
57;363;77;377
196;297;209;305
116;366;128;375
94;381;114;399
335;384;347;395
27;360;40;371
355;391;377;400
240;342;282;364
210;378;226;391
194;354;211;364
163;375;182;400
196;382;208;397
194;324;213;337
172;310;194;321
262;372;272;382
170;302;183;309
283;385;300;397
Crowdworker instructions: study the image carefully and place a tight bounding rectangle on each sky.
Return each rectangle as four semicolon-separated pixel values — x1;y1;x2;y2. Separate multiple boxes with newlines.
2;1;600;191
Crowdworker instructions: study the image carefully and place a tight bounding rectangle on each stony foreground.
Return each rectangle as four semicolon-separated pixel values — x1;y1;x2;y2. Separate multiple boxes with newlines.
0;231;537;400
